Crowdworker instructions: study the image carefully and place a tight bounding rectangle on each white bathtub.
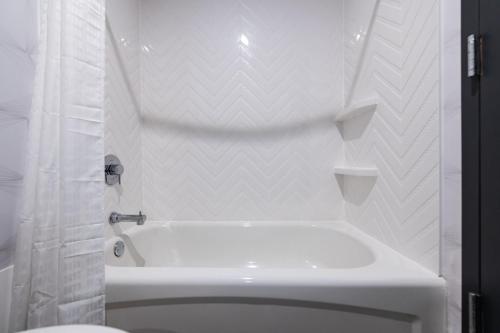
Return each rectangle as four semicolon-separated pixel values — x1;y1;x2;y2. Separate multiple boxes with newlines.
105;221;445;333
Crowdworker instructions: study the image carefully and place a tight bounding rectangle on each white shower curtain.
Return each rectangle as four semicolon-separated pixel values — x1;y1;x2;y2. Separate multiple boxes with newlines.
10;0;106;330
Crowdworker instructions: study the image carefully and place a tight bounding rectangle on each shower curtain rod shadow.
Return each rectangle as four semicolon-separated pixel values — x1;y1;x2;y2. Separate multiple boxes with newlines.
141;112;338;140
106;15;142;116
344;0;381;107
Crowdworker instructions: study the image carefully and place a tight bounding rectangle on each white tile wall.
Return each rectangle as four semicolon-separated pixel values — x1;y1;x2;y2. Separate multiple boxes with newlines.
2;0;455;330
441;0;461;331
0;266;13;333
342;0;441;273
343;0;379;104
105;0;143;237
139;0;345;220
104;1;446;279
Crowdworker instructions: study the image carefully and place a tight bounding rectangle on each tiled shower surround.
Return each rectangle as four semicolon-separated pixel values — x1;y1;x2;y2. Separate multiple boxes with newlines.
105;0;441;273
343;0;441;272
140;0;344;221
105;0;345;223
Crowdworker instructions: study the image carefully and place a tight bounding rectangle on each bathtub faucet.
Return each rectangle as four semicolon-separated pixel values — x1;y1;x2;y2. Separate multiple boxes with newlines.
109;211;147;225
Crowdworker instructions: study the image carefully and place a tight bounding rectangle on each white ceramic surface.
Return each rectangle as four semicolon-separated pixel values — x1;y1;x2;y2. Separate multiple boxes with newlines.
440;0;462;331
105;0;345;222
105;221;445;333
334;99;378;122
342;0;441;273
334;166;378;177
0;265;13;333
107;222;375;269
103;1;452;331
20;325;127;333
105;0;443;276
105;0;143;240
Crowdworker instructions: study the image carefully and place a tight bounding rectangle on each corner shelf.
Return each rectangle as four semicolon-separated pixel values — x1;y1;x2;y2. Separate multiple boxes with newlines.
334;166;378;177
335;99;378;123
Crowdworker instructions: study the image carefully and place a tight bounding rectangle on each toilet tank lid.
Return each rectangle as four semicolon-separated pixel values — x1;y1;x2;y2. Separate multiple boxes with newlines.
20;325;128;333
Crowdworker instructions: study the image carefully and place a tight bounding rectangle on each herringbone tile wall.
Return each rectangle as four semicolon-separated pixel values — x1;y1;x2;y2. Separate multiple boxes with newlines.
139;0;345;220
343;0;440;272
105;0;143;238
104;0;442;273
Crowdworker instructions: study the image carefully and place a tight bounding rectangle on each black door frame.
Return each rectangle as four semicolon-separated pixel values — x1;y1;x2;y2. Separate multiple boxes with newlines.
462;0;480;332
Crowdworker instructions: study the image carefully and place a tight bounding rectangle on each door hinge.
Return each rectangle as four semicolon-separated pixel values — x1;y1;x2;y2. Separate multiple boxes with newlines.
469;292;481;333
467;34;483;78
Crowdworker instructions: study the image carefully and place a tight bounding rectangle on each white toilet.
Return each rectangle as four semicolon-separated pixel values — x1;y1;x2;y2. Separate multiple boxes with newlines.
20;325;128;333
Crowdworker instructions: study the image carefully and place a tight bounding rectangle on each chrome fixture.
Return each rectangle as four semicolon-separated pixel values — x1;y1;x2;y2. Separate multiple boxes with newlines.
105;154;124;185
109;211;147;225
113;240;125;258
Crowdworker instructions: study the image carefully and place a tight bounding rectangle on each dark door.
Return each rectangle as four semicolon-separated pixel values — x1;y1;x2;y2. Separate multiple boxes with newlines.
462;0;500;332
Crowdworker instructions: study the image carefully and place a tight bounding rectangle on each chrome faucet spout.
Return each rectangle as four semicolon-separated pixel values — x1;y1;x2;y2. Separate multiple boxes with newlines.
109;211;146;225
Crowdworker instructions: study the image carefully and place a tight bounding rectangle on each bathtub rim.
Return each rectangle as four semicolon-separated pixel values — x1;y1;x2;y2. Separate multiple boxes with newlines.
105;220;444;302
105;220;439;276
105;220;445;333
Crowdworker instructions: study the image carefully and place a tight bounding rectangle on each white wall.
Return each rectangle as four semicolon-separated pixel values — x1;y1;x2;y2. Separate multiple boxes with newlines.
0;266;13;333
105;0;343;223
105;0;143;238
342;0;441;273
440;0;461;331
0;0;36;331
106;0;345;222
140;0;344;221
105;0;445;276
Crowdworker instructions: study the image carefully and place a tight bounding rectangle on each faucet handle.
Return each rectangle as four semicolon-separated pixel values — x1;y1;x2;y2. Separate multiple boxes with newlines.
105;154;124;185
107;163;124;175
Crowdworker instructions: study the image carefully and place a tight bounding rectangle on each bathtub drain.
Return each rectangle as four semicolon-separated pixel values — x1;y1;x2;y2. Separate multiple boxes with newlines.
114;240;125;257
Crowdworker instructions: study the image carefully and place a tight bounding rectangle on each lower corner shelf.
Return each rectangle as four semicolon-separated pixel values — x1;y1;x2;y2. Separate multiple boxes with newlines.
334;166;378;177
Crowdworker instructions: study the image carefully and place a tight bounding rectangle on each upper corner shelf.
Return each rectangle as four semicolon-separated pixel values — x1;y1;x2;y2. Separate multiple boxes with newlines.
334;166;378;177
335;99;378;123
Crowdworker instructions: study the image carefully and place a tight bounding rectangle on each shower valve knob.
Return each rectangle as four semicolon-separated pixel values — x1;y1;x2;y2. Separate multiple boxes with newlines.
107;164;124;175
105;154;124;186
